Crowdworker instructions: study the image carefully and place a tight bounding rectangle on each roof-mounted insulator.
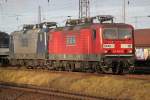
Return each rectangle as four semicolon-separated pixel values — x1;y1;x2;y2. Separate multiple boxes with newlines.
66;19;80;26
94;15;114;23
23;22;57;30
40;22;57;28
65;18;92;26
65;15;114;26
23;24;35;30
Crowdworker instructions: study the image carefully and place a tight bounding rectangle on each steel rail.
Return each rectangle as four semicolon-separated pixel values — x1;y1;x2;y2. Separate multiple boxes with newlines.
0;82;120;100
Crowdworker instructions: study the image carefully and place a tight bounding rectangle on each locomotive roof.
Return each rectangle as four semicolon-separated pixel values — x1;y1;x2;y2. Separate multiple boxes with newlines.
10;28;41;35
51;23;132;32
134;28;150;47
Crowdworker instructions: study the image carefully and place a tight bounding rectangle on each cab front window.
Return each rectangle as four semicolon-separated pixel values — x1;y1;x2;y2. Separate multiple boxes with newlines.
103;28;117;39
118;29;132;39
103;28;132;39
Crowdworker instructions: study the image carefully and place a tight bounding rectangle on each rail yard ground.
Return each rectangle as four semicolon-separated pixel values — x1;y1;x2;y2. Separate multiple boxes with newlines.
0;67;150;100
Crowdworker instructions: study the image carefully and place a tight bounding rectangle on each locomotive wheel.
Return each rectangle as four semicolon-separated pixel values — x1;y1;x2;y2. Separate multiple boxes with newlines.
112;66;117;74
46;61;54;70
18;60;24;66
81;62;94;73
65;63;69;71
112;63;124;75
101;63;112;74
118;67;123;74
11;59;17;66
95;65;102;73
101;67;111;74
112;62;117;74
71;63;75;72
57;62;65;71
46;65;54;70
66;63;75;72
122;62;130;74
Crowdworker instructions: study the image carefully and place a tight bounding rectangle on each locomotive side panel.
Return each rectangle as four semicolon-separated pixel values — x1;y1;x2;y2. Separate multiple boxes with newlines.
48;26;102;61
10;30;38;59
10;29;47;60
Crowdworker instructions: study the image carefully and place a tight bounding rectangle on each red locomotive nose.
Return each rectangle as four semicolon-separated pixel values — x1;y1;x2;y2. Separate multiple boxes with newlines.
124;49;128;53
103;44;133;54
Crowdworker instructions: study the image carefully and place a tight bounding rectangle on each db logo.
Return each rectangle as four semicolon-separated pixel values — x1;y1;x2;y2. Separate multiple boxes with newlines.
113;50;123;53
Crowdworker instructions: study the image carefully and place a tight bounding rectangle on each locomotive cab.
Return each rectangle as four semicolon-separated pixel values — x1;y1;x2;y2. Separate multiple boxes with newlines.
101;24;134;74
103;26;133;54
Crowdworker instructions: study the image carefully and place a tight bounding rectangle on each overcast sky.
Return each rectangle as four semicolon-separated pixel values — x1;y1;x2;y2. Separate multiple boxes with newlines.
0;0;150;33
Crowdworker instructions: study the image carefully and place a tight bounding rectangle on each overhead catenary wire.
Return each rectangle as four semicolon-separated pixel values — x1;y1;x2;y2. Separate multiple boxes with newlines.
0;0;150;33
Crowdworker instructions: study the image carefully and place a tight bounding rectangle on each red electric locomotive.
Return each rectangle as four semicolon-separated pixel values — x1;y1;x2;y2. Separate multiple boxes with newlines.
48;15;135;74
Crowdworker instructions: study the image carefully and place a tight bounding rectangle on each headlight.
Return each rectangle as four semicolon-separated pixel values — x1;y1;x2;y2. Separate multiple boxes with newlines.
103;44;115;48
121;44;132;48
128;50;132;53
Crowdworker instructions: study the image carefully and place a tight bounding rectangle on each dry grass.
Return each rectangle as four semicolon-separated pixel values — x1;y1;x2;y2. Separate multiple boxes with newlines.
0;68;150;100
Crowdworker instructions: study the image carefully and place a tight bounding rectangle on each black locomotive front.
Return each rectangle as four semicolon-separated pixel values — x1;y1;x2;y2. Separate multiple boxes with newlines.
0;31;9;66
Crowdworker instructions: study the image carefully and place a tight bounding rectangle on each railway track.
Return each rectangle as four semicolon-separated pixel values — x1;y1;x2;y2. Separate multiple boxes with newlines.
1;66;150;80
0;85;67;100
0;82;116;100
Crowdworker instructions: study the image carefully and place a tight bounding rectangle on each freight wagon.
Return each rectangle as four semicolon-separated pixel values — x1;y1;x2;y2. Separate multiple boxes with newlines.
134;29;150;72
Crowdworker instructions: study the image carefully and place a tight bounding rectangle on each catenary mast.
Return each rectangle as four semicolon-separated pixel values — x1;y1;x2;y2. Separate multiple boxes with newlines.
79;0;90;18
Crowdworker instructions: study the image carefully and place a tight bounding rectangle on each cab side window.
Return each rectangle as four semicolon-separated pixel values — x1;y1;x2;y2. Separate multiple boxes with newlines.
92;29;96;40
